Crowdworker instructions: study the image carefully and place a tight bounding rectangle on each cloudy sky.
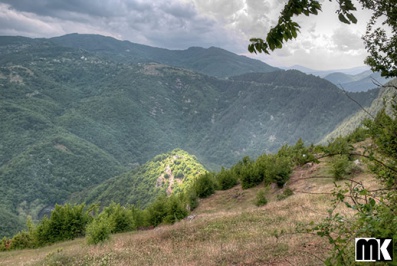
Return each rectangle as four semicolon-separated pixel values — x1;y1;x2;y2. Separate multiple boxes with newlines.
0;0;373;70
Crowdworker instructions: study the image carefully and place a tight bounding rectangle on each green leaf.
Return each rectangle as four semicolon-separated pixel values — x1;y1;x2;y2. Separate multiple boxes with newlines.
369;198;376;207
344;202;352;208
338;13;350;24
346;13;357;24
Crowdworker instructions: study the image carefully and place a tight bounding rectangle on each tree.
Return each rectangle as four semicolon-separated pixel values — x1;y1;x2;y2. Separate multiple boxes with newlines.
248;0;397;78
248;1;397;263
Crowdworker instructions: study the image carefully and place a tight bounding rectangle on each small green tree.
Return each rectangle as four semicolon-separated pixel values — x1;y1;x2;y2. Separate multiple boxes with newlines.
86;216;111;245
216;167;238;190
35;204;89;245
9;231;33;250
193;172;216;198
264;155;292;187
164;195;188;224
146;195;168;226
329;154;351;181
102;202;135;233
237;156;263;189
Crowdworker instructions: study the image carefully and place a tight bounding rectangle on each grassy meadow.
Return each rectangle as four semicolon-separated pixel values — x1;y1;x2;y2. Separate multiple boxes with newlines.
0;159;378;266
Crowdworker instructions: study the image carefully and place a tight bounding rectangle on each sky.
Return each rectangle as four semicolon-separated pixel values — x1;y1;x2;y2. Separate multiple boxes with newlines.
0;0;374;70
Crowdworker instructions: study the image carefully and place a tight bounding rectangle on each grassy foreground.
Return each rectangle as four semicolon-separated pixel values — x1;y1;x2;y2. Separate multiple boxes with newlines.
0;161;377;265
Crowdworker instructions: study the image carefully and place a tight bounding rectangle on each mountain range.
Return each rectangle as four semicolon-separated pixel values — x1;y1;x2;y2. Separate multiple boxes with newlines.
0;33;381;236
286;65;391;92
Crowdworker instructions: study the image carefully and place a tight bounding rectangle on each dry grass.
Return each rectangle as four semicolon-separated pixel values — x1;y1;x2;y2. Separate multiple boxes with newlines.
0;161;379;266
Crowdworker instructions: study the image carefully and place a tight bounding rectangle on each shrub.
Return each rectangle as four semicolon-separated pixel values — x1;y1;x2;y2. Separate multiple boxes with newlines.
264;155;292;187
278;139;317;166
102;202;135;233
9;231;33;250
0;237;11;251
146;195;168;226
255;190;268;206
193;172;216;198
326;137;354;158
216;167;238;190
184;189;199;211
129;205;147;229
175;171;184;178
86;216;111;245
237;157;263;189
346;126;369;143
35;204;89;245
276;188;294;201
164;195;188;224
329;154;351;180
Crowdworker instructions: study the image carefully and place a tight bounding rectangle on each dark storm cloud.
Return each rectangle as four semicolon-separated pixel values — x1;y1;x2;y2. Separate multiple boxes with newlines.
0;0;237;51
0;0;138;18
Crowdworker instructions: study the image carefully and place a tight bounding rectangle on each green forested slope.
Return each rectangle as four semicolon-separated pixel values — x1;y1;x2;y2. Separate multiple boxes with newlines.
0;35;378;236
321;78;397;142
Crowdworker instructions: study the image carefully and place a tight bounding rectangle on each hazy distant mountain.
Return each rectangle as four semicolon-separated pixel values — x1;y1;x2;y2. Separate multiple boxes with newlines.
0;34;379;236
323;70;391;92
285;65;370;77
51;33;278;78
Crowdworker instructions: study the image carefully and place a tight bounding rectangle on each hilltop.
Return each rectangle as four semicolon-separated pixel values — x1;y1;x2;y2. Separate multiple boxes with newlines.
70;149;207;209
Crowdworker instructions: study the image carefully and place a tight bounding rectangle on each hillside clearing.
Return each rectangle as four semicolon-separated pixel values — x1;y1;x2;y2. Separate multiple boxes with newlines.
0;160;379;266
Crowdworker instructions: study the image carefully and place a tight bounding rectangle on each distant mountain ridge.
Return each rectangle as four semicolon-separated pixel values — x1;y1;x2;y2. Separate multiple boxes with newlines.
285;65;371;77
50;33;278;78
285;64;391;92
323;70;391;92
0;34;379;237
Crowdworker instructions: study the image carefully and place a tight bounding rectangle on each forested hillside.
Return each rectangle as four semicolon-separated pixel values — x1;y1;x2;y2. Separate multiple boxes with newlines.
0;35;379;236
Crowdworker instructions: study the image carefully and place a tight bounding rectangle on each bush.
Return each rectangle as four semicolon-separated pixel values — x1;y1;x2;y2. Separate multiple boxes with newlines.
346;126;369;143
264;155;292;187
9;231;33;250
278;139;317;166
102;202;135;233
237;157;263;189
216;167;238;190
329;154;351;180
255;190;268;206
86;216;111;245
129;205;147;229
184;189;199;211
164;195;188;224
326;137;353;158
276;188;294;201
193;172;216;198
0;237;11;251
175;171;184;178
35;204;89;245
146;195;168;226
